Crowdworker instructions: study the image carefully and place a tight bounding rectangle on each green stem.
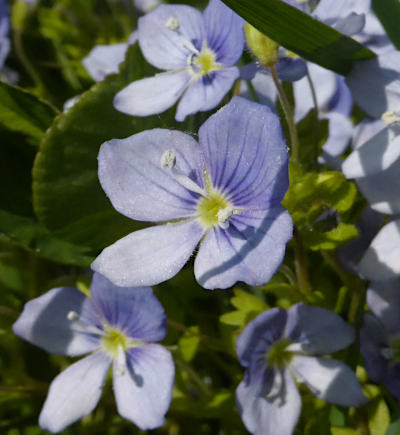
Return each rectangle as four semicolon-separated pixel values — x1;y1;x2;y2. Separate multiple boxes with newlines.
175;357;213;399
270;65;300;162
306;70;319;115
293;227;311;296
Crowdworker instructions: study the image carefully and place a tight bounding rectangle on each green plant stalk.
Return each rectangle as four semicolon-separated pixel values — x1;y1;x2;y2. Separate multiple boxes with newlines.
270;64;300;162
293;227;311;296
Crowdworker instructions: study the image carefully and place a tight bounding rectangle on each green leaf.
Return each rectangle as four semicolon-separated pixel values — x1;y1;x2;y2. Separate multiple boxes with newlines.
331;428;358;435
220;288;267;327
178;326;201;362
367;397;390;435
283;166;359;250
32;44;192;255
372;0;400;50
0;82;57;146
221;0;375;75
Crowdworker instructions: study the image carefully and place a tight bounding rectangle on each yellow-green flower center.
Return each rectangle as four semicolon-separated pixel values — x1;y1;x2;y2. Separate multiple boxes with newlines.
193;47;220;75
266;338;293;369
197;191;229;229
101;327;128;358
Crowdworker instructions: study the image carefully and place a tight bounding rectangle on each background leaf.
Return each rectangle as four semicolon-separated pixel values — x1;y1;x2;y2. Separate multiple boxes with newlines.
372;0;400;50
221;0;375;75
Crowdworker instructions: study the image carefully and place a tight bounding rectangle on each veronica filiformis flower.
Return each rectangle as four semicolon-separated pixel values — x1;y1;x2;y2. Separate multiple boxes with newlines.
92;97;292;289
12;273;174;433
361;279;400;397
113;0;244;121
0;0;10;70
236;303;367;435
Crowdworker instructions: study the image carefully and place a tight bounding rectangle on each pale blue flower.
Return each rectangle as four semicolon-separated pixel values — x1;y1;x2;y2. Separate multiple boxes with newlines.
236;303;367;435
92;97;292;289
361;279;400;398
113;0;244;121
0;0;10;70
12;273;174;433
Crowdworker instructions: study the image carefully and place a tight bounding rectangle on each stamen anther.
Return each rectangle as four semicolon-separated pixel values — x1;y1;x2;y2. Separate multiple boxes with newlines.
166;17;180;31
382;111;400;126
161;150;176;169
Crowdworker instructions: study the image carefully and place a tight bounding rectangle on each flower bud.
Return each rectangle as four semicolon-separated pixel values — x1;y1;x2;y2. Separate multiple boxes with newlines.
245;22;279;68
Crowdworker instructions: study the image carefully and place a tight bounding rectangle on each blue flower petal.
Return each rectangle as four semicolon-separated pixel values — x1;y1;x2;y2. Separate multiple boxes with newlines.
367;279;400;337
39;351;111;433
90;273;167;342
347;50;400;118
276;57;307;82
113;344;174;430
358;220;400;281
114;71;191;118
198;96;289;209
203;0;244;66
286;303;355;355
236;308;287;367
236;368;301;435
175;67;239;121
12;287;101;356
138;4;204;70
360;313;389;384
92;220;204;287
290;356;367;407
82;43;130;82
194;207;292;289
98;129;204;222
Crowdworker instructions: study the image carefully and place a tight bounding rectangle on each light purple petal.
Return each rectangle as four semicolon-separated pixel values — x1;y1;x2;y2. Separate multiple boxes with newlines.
138;4;204;70
352;119;386;150
322;112;353;158
82;43;129;82
286;303;355;355
195;207;292;289
367;279;400;336
343;123;400;178
236;368;301;435
360;313;389;383
114;71;191;118
242;70;277;110
113;344;174;430
39;352;111;433
98;129;204;222
313;0;370;24
290;356;367;407
329;76;353;116
90;273;167;342
12;287;100;356
358;220;400;281
276;57;307;82
346;50;400;118
293;63;337;122
203;0;244;66
333;13;365;36
92;220;204;287
198;96;289;209
236;308;287;367
134;0;161;13
176;67;239;121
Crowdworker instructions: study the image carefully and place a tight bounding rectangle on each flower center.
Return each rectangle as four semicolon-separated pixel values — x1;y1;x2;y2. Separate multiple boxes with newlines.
197;191;231;229
193;47;219;75
266;338;293;369
101;327;128;358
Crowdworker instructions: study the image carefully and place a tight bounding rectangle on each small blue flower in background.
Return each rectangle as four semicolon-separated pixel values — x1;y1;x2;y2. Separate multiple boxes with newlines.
0;0;10;71
92;97;292;290
361;279;400;397
82;32;137;83
236;303;367;435
12;273;174;433
113;0;244;121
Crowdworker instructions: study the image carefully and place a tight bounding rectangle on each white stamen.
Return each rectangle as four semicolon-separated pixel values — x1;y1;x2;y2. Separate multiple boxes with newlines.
296;0;309;4
67;310;79;321
267;369;284;399
161;150;176;169
287;341;313;354
67;311;105;337
161;150;206;196
166;17;180;31
381;347;396;360
382;111;400;126
217;205;235;229
116;344;127;376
